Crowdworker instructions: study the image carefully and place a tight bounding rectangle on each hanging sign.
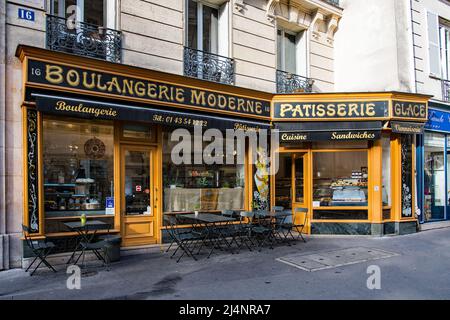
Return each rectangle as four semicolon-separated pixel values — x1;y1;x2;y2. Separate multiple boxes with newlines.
391;121;424;134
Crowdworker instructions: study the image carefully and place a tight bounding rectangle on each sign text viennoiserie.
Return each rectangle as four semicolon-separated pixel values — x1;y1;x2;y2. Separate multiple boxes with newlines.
273;101;388;119
27;60;271;118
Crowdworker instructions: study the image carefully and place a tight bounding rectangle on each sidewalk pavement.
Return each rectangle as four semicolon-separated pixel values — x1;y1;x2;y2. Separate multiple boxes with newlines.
1;227;450;300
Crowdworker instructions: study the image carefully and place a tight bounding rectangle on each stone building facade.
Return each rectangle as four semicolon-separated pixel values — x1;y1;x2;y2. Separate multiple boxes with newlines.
0;0;342;269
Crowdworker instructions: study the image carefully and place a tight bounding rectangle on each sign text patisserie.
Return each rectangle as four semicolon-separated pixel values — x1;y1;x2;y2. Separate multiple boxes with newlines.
273;101;388;119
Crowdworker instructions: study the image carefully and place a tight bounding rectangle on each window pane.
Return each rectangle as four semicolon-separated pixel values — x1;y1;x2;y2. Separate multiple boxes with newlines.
84;0;104;26
275;153;292;209
277;29;282;70
187;0;198;49
122;123;153;140
382;136;391;207
43;117;114;232
162;130;245;225
124;150;151;216
313;151;368;207
294;156;304;203
284;33;297;73
313;151;368;220
424;133;445;221
203;5;218;53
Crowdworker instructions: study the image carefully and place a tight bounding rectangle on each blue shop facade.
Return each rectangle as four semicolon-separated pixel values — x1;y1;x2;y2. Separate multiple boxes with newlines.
417;100;450;223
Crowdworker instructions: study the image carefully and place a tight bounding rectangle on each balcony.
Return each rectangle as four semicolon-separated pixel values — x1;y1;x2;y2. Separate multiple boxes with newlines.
276;70;314;94
324;0;340;7
46;15;122;63
183;47;234;85
443;79;450;102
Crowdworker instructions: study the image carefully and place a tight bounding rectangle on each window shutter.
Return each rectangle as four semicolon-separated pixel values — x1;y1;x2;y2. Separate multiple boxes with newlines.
427;11;441;77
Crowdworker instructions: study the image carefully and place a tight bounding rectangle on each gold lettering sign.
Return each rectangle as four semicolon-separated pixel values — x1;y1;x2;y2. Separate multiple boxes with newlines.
330;131;376;140
28;60;271;118
55;100;118;118
392;101;427;119
281;133;309;141
274;101;387;119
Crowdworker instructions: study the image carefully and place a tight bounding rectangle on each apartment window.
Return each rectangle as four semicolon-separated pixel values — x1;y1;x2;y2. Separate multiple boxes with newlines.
187;0;218;53
277;29;307;76
186;0;229;56
427;12;450;79
50;0;116;28
440;23;450;80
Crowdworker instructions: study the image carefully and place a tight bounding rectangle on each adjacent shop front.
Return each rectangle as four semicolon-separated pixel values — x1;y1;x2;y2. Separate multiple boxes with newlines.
17;45;431;255
271;94;429;235
417;101;450;223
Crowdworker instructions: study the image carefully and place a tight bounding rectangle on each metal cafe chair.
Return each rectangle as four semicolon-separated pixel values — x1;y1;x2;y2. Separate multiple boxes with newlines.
218;210;241;252
22;224;57;276
73;223;113;269
164;215;199;263
249;210;275;251
272;206;285;212
164;214;192;253
236;211;256;252
270;207;294;245
281;207;309;243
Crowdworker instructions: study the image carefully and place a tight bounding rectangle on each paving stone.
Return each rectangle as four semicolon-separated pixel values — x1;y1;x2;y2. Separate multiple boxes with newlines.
277;247;399;272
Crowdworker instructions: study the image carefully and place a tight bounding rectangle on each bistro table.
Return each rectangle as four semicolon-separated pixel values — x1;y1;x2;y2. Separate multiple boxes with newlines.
179;213;236;258
254;210;292;244
64;220;109;265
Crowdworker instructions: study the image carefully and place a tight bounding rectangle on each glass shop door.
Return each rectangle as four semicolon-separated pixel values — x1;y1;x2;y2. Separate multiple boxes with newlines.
274;152;309;233
121;145;157;246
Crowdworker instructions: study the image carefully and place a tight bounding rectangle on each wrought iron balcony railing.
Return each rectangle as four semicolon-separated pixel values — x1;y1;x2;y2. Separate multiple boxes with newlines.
46;14;122;63
443;79;450;102
276;70;314;94
324;0;340;7
184;47;234;85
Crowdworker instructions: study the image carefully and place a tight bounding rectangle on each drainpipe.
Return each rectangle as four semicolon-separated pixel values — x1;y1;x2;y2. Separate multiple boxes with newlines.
0;0;7;270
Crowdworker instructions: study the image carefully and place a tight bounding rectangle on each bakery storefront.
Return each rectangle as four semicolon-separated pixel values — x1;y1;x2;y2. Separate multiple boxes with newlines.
271;94;429;235
17;45;431;254
17;46;272;249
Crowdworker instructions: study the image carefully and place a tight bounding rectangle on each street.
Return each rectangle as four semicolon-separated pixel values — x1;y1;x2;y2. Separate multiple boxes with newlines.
1;227;450;300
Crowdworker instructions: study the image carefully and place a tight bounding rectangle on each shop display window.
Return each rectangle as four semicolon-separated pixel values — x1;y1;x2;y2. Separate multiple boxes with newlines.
424;133;445;221
313;151;368;220
43;117;114;233
162;130;245;225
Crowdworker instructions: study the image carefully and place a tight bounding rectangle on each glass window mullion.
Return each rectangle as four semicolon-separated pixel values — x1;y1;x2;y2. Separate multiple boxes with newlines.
446;135;448;220
281;31;286;71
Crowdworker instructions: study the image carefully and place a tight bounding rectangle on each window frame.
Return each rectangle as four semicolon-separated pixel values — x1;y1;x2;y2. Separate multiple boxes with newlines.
311;149;370;216
49;0;116;28
277;29;298;74
185;0;221;54
439;22;450;80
